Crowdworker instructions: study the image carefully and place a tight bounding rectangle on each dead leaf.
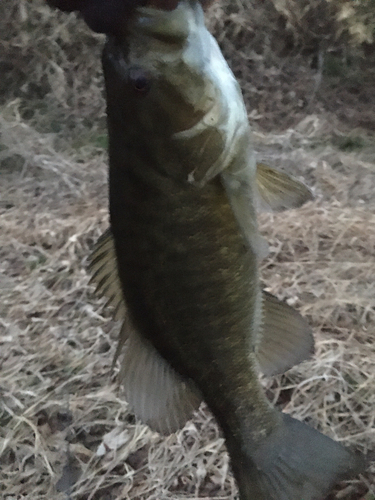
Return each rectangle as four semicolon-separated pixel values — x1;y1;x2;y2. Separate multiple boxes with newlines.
96;428;130;457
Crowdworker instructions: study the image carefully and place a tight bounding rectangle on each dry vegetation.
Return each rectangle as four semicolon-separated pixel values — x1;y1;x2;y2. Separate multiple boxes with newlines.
1;1;375;499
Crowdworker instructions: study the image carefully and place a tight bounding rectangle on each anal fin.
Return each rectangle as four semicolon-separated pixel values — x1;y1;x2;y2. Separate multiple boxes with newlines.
120;326;201;434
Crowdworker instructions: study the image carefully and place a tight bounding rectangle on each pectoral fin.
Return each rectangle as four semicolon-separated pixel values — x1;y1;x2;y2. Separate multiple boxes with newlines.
220;163;313;259
257;291;314;376
255;162;314;212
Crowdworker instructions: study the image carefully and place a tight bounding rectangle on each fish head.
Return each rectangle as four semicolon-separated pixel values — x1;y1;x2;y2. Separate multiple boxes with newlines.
103;1;215;134
102;0;249;182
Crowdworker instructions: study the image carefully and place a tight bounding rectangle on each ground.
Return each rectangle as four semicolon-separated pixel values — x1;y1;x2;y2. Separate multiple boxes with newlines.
1;1;375;499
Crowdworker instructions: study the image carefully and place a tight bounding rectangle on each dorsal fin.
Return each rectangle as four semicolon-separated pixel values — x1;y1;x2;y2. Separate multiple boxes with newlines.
89;230;201;433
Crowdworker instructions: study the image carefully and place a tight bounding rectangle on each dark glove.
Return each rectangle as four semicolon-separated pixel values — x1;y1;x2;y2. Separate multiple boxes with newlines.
46;0;215;34
46;0;147;34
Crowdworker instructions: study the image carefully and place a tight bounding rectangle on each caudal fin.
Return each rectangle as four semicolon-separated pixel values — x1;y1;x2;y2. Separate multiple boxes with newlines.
229;413;366;500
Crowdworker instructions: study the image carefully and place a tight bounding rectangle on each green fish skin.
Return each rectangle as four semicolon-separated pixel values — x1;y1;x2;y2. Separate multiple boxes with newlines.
101;1;366;498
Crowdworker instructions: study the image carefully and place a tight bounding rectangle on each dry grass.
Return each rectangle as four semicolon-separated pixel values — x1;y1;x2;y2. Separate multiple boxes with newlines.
1;1;375;499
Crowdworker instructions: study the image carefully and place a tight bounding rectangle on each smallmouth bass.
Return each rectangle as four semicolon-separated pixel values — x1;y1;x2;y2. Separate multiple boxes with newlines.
86;1;365;498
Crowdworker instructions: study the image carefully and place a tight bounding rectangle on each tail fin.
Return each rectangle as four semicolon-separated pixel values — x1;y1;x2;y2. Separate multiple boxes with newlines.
228;413;366;500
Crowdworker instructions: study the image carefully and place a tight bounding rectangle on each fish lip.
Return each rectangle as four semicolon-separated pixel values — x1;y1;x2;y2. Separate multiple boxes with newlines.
131;1;196;44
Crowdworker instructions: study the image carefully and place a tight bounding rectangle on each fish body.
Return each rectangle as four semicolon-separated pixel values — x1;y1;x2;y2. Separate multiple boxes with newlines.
95;1;365;498
105;0;266;431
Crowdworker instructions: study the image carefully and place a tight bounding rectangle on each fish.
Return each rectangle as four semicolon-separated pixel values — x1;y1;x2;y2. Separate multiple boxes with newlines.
90;0;365;498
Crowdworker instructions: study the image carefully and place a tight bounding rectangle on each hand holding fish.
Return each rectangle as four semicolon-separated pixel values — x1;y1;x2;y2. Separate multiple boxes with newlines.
46;0;214;33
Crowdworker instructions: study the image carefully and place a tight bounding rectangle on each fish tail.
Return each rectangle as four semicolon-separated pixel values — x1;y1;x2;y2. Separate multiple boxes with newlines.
227;413;366;500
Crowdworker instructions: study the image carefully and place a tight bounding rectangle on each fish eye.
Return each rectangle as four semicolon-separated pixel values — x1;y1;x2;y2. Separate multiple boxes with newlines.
129;68;150;95
134;76;150;93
